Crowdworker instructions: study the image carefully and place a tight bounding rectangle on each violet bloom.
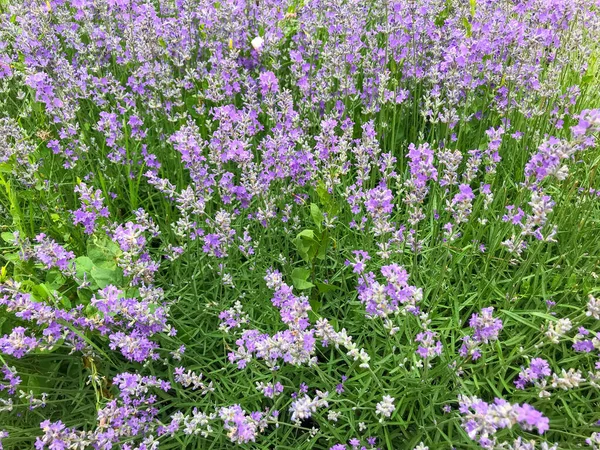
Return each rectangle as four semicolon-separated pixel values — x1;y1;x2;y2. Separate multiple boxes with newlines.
0;327;38;358
415;330;443;359
458;395;549;448
72;182;110;234
219;404;265;444
460;308;502;360
515;358;551;389
364;183;395;236
0;365;21;395
32;234;75;274
108;330;158;363
470;308;503;343
449;184;475;223
357;264;421;319
258;71;279;95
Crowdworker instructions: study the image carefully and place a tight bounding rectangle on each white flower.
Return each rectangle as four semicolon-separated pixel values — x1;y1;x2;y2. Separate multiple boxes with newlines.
327;410;340;422
551;368;585;390
586;295;600;320
375;395;395;422
545;318;572;343
251;36;264;51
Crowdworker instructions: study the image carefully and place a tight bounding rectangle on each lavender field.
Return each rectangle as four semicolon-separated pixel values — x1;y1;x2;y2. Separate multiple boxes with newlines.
0;0;599;449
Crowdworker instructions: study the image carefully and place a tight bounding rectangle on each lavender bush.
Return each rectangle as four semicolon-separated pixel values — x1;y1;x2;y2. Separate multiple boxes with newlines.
0;0;599;448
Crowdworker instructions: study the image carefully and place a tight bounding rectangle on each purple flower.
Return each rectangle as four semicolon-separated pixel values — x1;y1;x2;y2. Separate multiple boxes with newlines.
415;330;443;359
32;234;75;274
259;71;279;95
514;404;549;433
219;405;265;444
0;327;39;358
469;308;503;343
460;308;502;360
515;358;551;389
0;365;21;395
458;395;549;447
72;182;110;234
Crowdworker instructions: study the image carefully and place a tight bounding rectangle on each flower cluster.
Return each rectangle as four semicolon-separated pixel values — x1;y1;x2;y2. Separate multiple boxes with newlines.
458;395;549;448
289;390;329;424
356;264;422;320
460;308;503;360
218;405;268;444
228;270;370;370
72;182;110;235
375;395;395;422
174;367;214;395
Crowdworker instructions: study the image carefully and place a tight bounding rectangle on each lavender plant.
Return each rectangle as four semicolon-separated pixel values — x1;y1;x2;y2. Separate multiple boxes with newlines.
0;0;599;449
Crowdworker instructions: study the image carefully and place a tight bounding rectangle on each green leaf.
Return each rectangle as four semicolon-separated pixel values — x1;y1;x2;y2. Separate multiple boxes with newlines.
317;232;329;260
462;17;472;37
87;236;121;269
297;229;316;241
293;279;314;290
309;296;321;313
77;288;93;304
292;267;314;290
316;181;339;216
90;266;123;289
310;203;324;231
435;9;450;27
75;256;94;278
294;229;320;263
46;269;66;290
292;267;311;281
316;182;331;205
32;283;51;300
60;295;72;309
1;232;15;244
582;74;594;85
3;252;20;262
315;281;339;293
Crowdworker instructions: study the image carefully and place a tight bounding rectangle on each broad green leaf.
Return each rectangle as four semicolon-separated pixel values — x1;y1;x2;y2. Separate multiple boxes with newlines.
310;203;324;231
46;269;66;290
90;266;122;289
1;232;15;244
60;295;72;309
75;256;94;278
0;162;13;173
292;267;314;290
317;232;329;260
292;267;311;281
309;296;321;313
87;235;121;269
295;229;320;263
77;288;93;305
315;281;339;293
3;252;20;262
32;283;51;300
296;229;316;241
